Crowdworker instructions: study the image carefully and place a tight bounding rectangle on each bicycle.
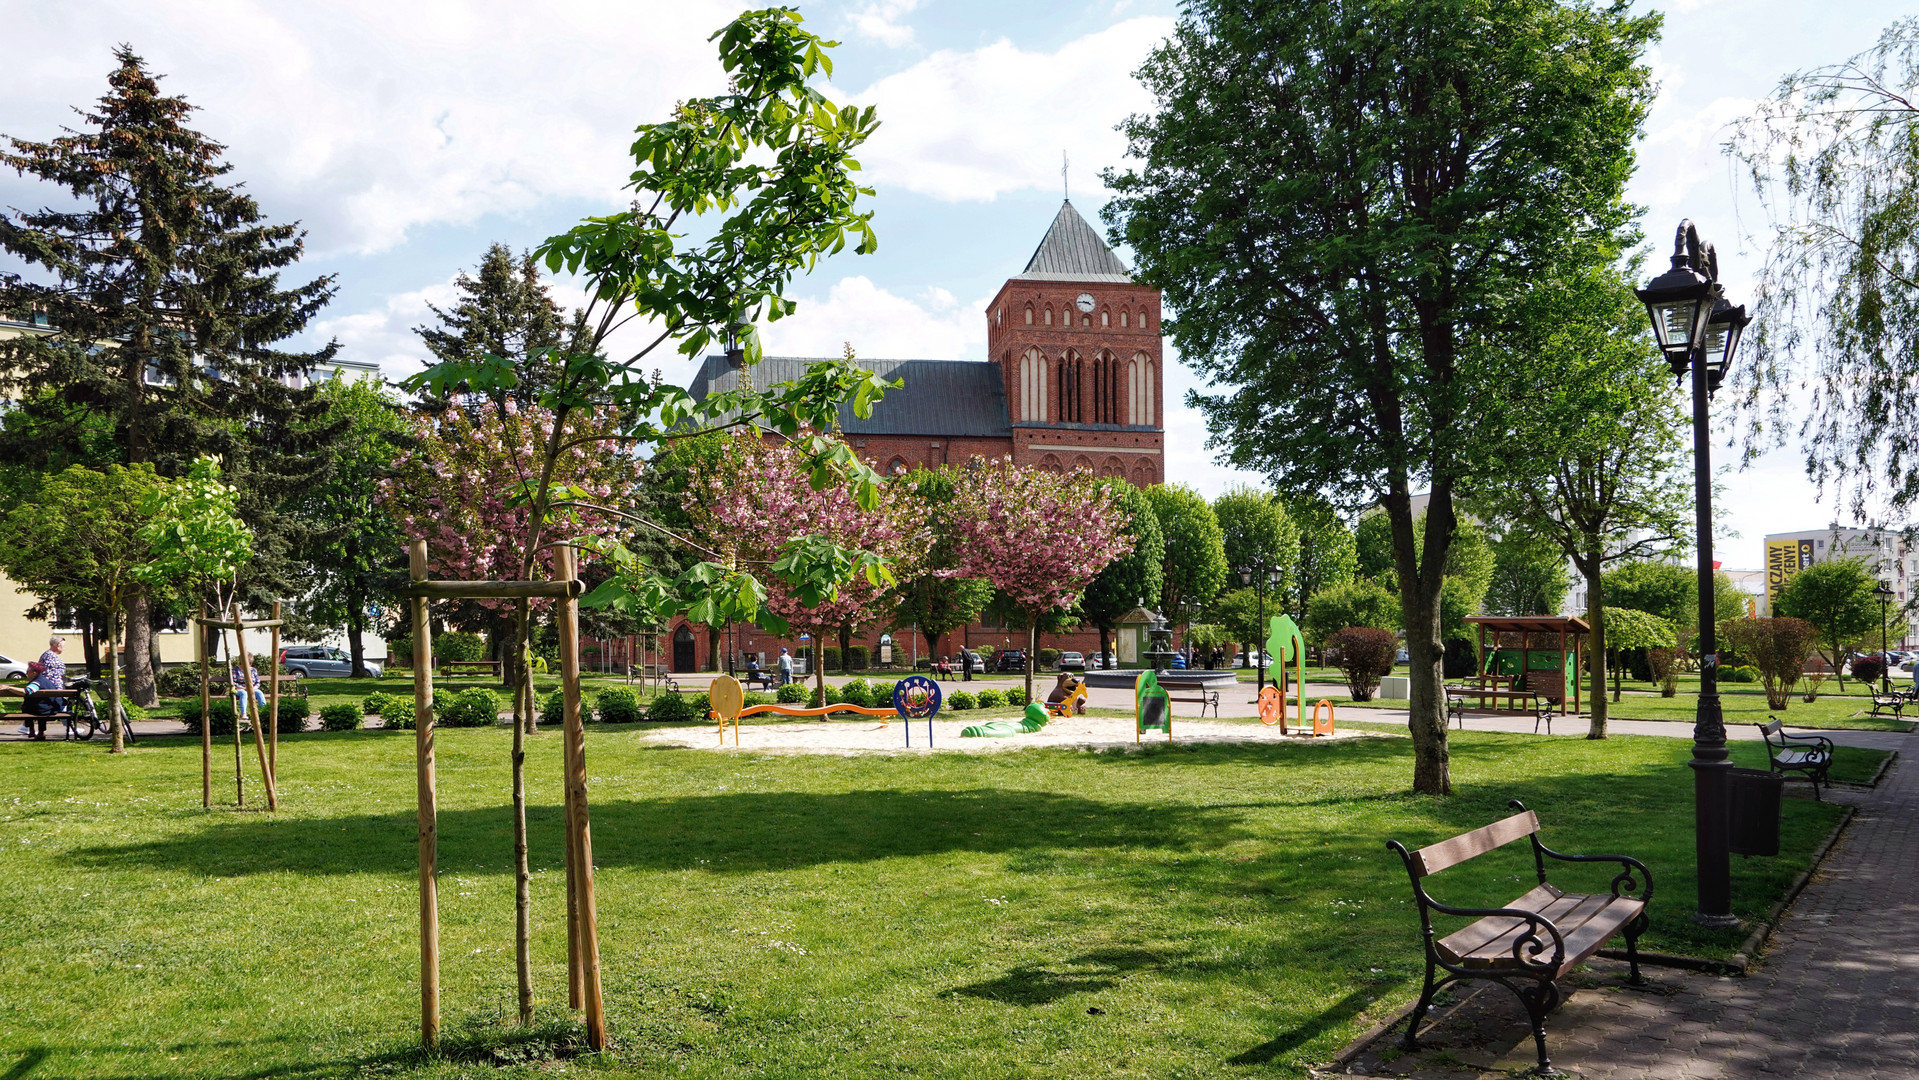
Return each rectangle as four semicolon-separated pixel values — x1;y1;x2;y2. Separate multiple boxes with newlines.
60;678;135;744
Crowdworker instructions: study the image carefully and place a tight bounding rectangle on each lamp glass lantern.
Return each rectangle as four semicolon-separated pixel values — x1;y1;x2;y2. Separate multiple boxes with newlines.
1635;259;1720;373
1701;301;1750;391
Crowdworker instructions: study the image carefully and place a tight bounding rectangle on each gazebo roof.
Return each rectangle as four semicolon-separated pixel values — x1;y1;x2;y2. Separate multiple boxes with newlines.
1464;615;1591;635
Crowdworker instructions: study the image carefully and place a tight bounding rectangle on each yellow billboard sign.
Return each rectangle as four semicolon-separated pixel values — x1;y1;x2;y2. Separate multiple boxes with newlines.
1766;539;1814;604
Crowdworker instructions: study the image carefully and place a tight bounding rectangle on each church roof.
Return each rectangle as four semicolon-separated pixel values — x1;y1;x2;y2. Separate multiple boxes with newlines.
689;355;1011;438
1017;200;1132;283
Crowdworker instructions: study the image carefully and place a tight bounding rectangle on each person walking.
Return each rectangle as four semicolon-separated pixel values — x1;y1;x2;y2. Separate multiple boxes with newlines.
777;647;793;687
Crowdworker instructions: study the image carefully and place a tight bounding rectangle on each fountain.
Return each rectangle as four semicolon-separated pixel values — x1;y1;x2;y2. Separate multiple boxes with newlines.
1082;604;1239;691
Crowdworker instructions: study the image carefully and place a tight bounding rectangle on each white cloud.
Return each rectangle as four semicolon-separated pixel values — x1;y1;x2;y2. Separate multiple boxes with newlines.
0;0;737;255
836;17;1175;202
757;275;988;360
848;0;922;47
310;280;459;384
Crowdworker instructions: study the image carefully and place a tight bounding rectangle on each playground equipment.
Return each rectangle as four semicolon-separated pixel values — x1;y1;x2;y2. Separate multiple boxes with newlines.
707;674;942;747
1135;669;1172;743
1262;614;1307;730
961;701;1051;738
1257;684;1336;736
1044;672;1088;717
192;600;288;810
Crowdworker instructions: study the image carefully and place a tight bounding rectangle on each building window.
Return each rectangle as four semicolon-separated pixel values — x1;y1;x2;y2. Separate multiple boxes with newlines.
1045;306;1053;326
1101;310;1110;327
1025;304;1033;325
888;457;908;476
995;306;1002;327
1142;309;1152;330
1120;310;1128;328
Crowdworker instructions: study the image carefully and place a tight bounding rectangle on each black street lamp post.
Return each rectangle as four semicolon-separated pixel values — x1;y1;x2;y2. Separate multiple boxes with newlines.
1875;580;1895;693
1239;565;1283;695
1636;219;1749;929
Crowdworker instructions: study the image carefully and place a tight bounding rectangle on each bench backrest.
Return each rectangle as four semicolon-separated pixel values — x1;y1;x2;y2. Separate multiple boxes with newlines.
1407;809;1540;878
1757;718;1784;751
1524;671;1565;703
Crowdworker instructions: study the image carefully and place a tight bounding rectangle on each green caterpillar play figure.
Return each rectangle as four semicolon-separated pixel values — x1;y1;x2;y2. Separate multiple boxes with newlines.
960;702;1051;738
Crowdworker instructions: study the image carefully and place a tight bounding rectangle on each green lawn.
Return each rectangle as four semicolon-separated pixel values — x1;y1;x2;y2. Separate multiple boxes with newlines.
1;727;1857;1079
1601;691;1915;732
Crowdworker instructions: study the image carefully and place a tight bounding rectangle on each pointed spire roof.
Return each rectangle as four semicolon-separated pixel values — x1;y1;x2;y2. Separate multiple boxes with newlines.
1017;200;1131;283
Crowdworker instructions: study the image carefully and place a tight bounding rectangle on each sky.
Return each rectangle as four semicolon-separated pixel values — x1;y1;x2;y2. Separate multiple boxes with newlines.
3;0;1916;569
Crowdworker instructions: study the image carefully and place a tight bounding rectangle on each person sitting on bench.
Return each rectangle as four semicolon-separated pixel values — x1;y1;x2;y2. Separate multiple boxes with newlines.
4;660;57;740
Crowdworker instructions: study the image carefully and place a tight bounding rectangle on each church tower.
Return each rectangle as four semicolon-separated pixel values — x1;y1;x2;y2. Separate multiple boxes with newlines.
986;200;1165;487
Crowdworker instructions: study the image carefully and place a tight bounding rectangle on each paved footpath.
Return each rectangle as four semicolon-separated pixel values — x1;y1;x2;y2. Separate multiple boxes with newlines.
1336;725;1918;1078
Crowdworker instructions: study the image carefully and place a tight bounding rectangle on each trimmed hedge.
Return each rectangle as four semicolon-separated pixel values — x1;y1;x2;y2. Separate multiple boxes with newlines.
1038;649;1060;670
844;645;869;671
948;691;977;710
541;690;566;726
179;698;236;736
1004;686;1028;706
975;689;1005;709
822;646;842;672
383;698;416;730
362;691;404;718
647;692;696;724
775;682;809;704
275;695;312;734
319;704;362;731
437;632;486;663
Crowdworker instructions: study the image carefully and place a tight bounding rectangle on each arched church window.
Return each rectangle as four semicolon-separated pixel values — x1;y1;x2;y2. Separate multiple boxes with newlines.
1120;310;1128;328
1101;310;1110;327
888;457;909;476
1044;306;1053;326
1025;304;1034;326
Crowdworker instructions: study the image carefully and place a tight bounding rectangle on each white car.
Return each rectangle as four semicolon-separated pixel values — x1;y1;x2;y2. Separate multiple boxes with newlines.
0;653;27;680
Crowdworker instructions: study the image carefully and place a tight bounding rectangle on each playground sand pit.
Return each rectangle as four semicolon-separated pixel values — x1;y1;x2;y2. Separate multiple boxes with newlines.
636;711;1380;755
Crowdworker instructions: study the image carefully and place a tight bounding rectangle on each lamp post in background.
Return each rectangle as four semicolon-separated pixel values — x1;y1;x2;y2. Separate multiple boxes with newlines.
1239;565;1282;695
1875;580;1895;693
1635;219;1750;929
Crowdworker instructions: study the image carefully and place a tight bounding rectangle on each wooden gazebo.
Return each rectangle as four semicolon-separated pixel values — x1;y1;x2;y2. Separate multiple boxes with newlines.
1459;615;1590;716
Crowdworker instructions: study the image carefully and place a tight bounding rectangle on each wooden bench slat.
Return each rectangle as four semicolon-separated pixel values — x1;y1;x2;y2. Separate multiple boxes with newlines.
1412;810;1539;877
1444;891;1610;966
1440;893;1643;975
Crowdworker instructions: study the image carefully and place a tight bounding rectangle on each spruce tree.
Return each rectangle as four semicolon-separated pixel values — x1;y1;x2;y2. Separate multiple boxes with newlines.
0;47;338;703
415;242;579;410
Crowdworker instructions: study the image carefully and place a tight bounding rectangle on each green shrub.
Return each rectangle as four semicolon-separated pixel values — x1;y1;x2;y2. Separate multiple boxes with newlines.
975;688;1005;709
776;682;809;704
439;687;500;728
386;634;414;667
541;691;566;726
687;692;710;719
845;645;869;671
947;691;977;710
179;698;236;736
742;691;774;708
1038;648;1060;669
362;691;403;717
596;687;643;724
866;681;896;710
158;664;205;699
274;695;312;734
647;692;695;724
1723;664;1759;684
822;645;842;672
839;678;872;708
383;698;416;730
319;704;361;731
1004;686;1027;706
437;631;486;663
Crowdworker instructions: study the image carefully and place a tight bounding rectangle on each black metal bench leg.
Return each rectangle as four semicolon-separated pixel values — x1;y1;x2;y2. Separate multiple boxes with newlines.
1403;956;1438;1050
1522;979;1562;1076
1624;916;1646;986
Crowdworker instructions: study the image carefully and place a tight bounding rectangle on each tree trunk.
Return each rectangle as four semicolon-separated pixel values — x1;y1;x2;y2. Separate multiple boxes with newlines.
1025;621;1037;703
838;624;853;672
1386;488;1452;795
123;593;158;707
107;606;126;754
1098;626;1112;671
81;612;103;680
1586;566;1608;739
510;596;534;1024
921;627;942;662
705;625;720;672
347;591;369;679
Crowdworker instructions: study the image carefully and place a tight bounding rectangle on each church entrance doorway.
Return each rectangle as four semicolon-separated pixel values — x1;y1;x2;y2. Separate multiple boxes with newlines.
672;626;696;672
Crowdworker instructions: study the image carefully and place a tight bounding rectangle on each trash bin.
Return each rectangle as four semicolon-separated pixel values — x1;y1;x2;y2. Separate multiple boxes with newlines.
1729;767;1783;857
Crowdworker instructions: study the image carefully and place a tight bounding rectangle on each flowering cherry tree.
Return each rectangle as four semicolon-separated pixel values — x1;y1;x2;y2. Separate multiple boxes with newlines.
380;402;633;616
696;437;931;701
949;458;1135;700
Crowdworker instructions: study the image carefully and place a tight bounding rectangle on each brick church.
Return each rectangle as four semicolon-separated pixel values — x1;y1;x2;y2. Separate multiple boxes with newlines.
668;200;1166;672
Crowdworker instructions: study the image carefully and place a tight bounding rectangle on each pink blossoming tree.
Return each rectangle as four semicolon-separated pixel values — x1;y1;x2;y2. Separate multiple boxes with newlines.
949;458;1135;701
696;436;931;703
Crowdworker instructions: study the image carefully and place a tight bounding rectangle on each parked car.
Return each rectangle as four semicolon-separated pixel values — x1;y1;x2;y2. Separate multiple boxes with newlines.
1057;651;1085;670
0;653;26;680
280;645;381;679
995;649;1027;673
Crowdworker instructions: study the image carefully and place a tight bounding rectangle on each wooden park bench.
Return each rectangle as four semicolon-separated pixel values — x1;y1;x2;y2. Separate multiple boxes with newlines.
1867;686;1918;719
1387;800;1652;1076
443;659;501;679
4;688;76;740
1524;671;1567;735
1165;688;1220;718
1757;718;1833;801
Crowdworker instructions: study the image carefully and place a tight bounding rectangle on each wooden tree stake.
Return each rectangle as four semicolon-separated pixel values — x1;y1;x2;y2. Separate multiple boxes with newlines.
410;540;441;1049
231;603;277;811
556;545;606;1048
198;604;211;809
269;601;282;778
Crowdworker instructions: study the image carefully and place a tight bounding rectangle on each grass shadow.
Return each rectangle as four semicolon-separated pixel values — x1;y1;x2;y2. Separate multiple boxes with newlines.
1227;988;1375;1065
941;946;1174;1006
